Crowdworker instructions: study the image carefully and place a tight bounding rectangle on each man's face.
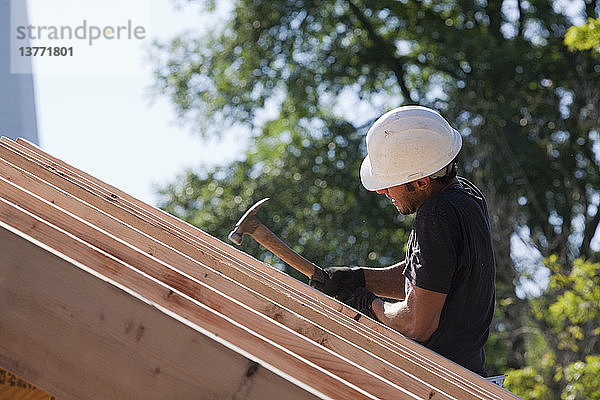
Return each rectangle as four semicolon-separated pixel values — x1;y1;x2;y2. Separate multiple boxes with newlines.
376;182;423;215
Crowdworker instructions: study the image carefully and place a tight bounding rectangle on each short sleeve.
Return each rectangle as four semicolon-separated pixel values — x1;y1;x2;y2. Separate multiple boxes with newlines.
403;204;460;294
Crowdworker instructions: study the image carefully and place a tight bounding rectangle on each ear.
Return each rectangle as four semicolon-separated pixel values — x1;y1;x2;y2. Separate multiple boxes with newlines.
415;177;431;191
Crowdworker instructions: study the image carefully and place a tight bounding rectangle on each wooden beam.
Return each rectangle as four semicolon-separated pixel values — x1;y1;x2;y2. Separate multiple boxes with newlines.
0;367;57;400
0;222;326;400
0;174;423;399
0;141;472;399
4;137;520;399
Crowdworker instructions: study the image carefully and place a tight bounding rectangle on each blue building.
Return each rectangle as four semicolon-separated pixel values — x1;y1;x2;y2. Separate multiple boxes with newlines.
0;0;39;144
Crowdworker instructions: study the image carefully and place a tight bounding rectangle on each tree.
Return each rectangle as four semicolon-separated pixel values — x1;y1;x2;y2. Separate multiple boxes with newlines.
565;17;600;51
158;115;412;278
153;0;600;393
505;257;600;399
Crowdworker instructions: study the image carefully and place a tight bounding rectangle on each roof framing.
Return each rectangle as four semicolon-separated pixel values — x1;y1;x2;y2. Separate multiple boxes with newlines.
0;137;521;400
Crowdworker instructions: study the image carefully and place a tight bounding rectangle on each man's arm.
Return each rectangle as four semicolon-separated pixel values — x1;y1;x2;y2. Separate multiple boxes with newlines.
310;261;406;300
363;261;406;300
371;282;447;342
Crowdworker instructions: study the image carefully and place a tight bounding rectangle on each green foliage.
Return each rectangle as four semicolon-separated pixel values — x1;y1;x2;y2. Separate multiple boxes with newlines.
541;257;600;353
152;0;600;396
158;116;411;277
507;356;600;400
562;356;600;400
506;258;600;398
505;366;553;399
565;18;600;51
153;0;600;273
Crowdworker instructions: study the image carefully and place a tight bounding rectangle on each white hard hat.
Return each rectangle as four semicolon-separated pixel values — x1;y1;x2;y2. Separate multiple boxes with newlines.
360;106;462;191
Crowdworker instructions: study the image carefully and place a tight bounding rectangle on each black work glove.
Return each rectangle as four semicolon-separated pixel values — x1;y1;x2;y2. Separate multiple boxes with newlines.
309;266;365;299
346;287;379;321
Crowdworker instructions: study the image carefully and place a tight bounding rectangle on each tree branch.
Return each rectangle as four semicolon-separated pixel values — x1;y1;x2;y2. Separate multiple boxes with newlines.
414;58;466;81
517;0;524;38
494;124;550;244
585;0;597;19
569;61;600;258
581;204;600;259
346;0;413;102
486;0;504;41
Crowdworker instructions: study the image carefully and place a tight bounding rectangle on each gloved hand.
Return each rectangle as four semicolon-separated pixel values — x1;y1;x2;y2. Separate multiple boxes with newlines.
309;266;365;299
346;286;379;321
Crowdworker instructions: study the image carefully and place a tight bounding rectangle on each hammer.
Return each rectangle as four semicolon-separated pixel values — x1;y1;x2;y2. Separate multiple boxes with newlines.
228;198;326;284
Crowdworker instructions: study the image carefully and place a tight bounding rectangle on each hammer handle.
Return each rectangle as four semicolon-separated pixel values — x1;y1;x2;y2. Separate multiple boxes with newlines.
252;224;320;278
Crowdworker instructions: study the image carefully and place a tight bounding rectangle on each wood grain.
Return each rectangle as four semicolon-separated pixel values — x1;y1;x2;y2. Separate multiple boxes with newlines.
0;162;435;399
2;136;521;399
0;223;326;400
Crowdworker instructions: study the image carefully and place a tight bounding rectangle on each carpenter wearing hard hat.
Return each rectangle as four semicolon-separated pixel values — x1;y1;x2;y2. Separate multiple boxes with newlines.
311;105;496;377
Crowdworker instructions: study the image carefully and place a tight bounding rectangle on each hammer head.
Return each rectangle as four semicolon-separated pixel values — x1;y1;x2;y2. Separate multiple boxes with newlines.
228;197;270;245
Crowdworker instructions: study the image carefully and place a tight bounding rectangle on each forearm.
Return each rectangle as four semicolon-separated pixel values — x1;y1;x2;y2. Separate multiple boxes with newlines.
371;284;446;343
363;261;406;300
371;298;415;337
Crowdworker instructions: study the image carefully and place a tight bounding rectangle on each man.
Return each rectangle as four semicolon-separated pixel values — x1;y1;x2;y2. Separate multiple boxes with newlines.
311;105;496;376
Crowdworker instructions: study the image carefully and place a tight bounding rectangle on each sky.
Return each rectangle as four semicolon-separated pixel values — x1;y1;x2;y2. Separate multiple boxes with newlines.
28;0;244;206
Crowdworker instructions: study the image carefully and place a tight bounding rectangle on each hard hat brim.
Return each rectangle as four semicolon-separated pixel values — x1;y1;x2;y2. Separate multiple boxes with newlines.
360;155;407;191
360;128;462;192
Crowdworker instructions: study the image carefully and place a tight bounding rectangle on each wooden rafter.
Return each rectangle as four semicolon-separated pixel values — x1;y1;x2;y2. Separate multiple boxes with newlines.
0;222;324;400
0;136;521;399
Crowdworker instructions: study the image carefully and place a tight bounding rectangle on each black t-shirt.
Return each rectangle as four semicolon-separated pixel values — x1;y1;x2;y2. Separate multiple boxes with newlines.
403;177;496;376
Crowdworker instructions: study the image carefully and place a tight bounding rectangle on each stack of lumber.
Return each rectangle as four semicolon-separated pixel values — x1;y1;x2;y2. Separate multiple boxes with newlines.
0;136;520;399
